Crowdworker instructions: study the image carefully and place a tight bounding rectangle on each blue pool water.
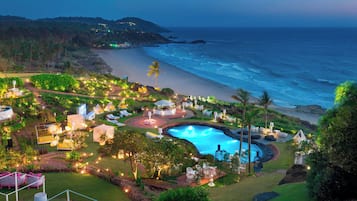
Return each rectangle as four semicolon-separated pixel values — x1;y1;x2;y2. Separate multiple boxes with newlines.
167;124;263;163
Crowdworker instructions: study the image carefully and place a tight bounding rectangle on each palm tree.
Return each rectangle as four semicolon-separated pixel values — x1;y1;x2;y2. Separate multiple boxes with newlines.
259;91;272;129
245;108;260;175
147;61;160;89
232;88;250;156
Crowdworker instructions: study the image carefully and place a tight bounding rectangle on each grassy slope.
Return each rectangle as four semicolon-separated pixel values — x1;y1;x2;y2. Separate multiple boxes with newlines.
263;142;295;172
271;182;311;201
209;142;295;201
0;172;130;201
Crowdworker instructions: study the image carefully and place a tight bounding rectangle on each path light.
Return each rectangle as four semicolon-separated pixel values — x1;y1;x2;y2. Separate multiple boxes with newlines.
208;174;215;187
158;127;163;139
124;187;130;193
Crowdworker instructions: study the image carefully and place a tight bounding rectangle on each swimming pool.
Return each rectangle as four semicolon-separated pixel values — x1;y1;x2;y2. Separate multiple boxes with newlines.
167;124;263;163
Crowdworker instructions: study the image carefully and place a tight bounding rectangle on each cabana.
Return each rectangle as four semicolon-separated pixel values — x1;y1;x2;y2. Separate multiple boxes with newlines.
67;114;86;130
104;102;116;112
153;100;176;116
0;106;13;121
293;130;307;144
93;104;104;114
93;124;115;145
35;123;62;145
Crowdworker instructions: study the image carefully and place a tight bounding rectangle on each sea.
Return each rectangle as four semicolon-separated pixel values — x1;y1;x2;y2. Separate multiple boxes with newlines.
143;28;357;109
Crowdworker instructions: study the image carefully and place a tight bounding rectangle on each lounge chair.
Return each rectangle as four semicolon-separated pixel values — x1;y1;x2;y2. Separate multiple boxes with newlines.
57;139;75;151
26;173;44;189
120;110;132;117
0;172;26;189
106;119;126;127
106;114;120;120
85;111;95;120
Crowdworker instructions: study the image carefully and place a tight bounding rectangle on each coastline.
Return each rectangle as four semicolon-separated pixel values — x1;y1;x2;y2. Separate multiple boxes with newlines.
94;48;322;125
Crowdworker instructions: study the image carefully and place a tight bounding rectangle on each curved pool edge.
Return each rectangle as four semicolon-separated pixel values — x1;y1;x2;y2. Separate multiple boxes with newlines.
162;122;275;163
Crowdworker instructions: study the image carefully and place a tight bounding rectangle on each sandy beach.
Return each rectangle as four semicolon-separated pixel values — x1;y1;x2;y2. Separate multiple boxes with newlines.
94;48;321;124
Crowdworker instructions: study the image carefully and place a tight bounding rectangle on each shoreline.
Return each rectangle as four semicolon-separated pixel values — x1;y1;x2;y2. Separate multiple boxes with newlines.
94;48;322;125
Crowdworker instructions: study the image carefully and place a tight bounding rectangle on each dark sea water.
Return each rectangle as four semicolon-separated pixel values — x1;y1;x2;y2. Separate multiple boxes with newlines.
143;28;357;109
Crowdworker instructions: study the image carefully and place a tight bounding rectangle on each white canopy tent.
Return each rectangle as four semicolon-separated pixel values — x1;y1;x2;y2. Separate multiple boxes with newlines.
93;124;115;143
154;100;175;108
67;114;86;130
293;129;307;144
153;100;176;116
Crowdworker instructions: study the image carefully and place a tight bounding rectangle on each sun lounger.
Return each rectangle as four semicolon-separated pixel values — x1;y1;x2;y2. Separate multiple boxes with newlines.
120;110;132;117
37;135;56;144
26;173;44;189
85;111;95;120
106;119;126;127
106;114;120;120
57;139;75;151
0;172;26;189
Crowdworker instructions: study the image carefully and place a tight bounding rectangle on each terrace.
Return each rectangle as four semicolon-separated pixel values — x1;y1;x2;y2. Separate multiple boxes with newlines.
0;73;314;201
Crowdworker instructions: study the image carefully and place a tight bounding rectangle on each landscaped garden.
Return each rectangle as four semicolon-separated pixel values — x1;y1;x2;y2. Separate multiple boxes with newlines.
2;72;349;201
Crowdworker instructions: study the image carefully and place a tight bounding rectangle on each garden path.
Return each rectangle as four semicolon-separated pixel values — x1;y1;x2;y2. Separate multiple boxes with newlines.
37;152;69;171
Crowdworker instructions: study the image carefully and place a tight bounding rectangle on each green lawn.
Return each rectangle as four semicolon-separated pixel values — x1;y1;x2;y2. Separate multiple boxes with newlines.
0;172;130;201
271;182;311;201
209;172;285;201
263;142;295;172
208;142;295;201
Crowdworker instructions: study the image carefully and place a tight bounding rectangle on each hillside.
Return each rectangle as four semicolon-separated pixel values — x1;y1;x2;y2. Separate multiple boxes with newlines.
0;15;170;73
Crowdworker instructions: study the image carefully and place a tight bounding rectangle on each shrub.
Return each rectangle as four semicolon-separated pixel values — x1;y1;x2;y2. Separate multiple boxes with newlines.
156;187;209;201
161;88;175;96
31;74;79;92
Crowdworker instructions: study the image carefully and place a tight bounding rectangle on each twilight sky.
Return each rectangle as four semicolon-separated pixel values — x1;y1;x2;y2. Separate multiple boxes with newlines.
1;0;357;27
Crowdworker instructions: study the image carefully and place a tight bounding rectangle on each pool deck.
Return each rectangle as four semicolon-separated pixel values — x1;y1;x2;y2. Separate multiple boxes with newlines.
125;109;194;128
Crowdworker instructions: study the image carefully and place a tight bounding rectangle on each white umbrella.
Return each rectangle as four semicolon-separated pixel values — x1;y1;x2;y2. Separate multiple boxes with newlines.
154;100;174;107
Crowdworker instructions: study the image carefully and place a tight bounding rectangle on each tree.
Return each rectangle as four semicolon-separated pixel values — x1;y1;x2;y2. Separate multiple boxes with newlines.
0;56;12;77
245;108;260;175
147;61;160;89
232;88;250;156
156;187;209;201
140;139;185;179
307;81;357;200
108;130;148;180
259;90;272;129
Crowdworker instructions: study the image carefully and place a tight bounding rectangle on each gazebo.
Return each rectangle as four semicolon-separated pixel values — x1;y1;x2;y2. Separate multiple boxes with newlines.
153;100;176;116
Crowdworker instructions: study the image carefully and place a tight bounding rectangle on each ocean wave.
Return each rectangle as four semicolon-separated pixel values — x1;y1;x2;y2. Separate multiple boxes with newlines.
316;78;338;86
143;30;357;109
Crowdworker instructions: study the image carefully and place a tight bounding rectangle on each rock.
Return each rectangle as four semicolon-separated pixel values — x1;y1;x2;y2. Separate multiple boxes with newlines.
279;164;307;185
295;105;325;115
190;40;206;44
253;192;279;201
